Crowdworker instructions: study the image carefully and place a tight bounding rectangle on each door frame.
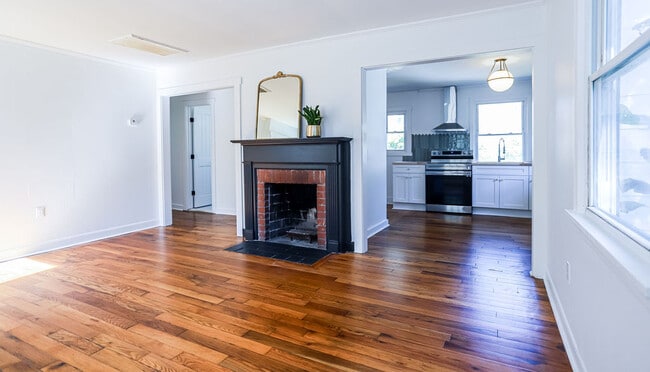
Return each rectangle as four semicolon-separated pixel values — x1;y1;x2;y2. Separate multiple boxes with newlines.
157;78;243;234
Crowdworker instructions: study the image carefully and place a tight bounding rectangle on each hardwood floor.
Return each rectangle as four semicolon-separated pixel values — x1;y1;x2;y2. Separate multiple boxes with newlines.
0;209;571;371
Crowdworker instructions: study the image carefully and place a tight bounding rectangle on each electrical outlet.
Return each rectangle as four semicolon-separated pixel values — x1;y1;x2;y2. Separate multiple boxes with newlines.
36;206;46;218
565;261;571;283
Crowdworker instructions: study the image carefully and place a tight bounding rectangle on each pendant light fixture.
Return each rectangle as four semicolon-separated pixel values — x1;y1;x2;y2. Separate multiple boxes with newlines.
487;58;514;92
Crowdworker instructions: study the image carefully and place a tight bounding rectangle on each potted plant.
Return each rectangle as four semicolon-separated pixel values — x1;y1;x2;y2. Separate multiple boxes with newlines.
298;105;322;138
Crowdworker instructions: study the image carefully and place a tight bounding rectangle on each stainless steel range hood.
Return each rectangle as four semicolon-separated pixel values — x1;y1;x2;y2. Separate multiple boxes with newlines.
432;86;466;132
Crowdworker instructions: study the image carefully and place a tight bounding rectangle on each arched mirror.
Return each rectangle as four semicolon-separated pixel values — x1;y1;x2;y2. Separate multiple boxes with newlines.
256;71;302;139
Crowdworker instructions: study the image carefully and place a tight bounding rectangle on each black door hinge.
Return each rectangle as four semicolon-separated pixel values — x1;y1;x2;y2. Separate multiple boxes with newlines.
191;190;196;196
190;117;194;123
190;154;195;160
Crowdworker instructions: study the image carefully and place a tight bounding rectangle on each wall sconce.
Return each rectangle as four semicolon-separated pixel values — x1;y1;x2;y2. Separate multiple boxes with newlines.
487;58;514;92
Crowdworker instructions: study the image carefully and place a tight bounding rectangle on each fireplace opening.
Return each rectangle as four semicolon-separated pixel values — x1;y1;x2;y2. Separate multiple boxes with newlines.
263;183;319;248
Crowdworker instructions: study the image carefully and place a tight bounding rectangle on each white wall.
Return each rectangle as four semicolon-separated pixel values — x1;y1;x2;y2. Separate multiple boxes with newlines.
170;90;236;214
543;0;650;370
212;88;236;215
388;88;444;134
363;69;389;239
157;4;546;254
0;38;158;261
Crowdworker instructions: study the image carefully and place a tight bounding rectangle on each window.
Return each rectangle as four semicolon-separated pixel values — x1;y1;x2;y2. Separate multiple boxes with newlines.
476;102;523;162
387;112;406;151
592;0;650;248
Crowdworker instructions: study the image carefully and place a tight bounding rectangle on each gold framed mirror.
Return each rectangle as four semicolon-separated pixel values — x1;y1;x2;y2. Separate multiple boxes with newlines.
256;71;302;139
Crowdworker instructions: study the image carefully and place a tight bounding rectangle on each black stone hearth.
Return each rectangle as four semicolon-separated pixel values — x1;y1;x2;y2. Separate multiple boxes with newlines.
225;241;331;265
231;137;353;252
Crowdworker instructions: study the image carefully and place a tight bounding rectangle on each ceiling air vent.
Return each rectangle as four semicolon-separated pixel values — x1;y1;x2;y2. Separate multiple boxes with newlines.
110;34;188;56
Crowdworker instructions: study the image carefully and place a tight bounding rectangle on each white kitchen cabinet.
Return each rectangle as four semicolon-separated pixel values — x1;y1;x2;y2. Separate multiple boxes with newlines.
392;164;425;210
472;166;531;211
472;174;499;208
528;172;533;210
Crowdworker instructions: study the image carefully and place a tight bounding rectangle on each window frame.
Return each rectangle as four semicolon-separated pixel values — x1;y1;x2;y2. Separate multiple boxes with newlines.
474;99;528;163
589;0;650;250
386;107;411;156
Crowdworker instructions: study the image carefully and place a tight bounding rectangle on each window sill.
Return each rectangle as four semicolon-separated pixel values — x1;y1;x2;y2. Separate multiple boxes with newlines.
566;209;650;299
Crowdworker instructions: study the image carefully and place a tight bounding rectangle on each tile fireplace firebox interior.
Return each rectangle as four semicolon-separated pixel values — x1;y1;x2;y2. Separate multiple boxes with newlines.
231;137;352;252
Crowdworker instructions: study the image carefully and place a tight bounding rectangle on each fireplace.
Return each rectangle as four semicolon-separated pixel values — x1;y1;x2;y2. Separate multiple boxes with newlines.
232;137;352;252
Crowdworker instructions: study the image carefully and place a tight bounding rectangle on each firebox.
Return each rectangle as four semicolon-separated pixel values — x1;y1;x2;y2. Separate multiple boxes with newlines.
264;183;317;241
256;169;327;249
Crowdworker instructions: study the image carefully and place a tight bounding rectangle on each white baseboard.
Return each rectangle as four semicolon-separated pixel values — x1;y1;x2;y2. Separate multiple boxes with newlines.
0;219;159;263
545;273;586;372
172;203;186;211
367;219;389;238
212;208;236;216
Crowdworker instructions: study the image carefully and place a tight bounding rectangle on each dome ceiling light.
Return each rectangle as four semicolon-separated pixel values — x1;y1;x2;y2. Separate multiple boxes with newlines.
487;58;514;92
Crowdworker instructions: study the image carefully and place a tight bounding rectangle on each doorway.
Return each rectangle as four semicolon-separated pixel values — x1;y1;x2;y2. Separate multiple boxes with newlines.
159;78;242;235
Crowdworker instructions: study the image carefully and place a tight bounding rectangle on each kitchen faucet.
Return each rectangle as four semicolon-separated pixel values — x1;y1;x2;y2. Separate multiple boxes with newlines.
497;138;506;162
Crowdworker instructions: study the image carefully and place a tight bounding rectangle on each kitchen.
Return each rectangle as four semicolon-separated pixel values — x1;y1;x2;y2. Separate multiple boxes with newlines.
386;50;533;218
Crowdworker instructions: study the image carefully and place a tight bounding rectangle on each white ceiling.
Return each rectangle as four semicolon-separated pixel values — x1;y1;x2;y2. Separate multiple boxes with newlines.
0;0;534;69
387;49;533;92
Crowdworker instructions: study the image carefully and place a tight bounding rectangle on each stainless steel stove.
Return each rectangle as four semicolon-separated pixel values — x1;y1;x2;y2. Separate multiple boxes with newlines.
425;150;473;214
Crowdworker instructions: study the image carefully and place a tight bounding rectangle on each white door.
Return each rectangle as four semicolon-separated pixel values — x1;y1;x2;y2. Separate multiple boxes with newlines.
191;105;212;208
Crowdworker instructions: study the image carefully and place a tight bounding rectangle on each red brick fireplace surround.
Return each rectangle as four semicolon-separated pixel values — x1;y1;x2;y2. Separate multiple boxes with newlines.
256;169;327;248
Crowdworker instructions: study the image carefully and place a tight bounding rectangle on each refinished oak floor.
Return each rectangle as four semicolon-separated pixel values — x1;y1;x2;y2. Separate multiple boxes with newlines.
0;209;571;371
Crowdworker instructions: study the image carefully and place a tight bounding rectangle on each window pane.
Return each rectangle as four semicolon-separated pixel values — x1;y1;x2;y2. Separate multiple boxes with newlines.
605;0;650;62
593;44;650;242
477;135;523;162
478;102;523;134
387;133;405;151
387;114;404;132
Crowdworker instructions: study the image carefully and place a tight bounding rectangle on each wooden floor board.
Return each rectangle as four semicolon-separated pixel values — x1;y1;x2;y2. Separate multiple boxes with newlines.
0;209;571;371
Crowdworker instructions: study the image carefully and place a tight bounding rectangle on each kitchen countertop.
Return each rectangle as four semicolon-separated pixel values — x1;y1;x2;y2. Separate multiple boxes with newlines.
393;161;428;165
473;162;532;166
393;161;533;166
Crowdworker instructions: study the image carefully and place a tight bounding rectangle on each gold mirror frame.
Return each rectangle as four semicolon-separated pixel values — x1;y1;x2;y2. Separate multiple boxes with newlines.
255;71;303;139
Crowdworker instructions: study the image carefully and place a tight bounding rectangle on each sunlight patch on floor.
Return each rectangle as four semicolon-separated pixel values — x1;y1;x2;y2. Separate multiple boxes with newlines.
0;258;55;284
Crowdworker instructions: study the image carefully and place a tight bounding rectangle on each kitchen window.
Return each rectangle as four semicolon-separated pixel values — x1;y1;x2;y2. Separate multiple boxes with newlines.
591;0;650;249
387;111;409;153
476;101;523;162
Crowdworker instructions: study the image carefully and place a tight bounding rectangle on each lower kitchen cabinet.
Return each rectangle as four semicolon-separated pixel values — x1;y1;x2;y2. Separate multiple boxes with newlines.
393;164;425;210
472;165;531;212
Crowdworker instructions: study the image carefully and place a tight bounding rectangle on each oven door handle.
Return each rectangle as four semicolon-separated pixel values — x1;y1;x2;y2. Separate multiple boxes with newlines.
426;171;472;177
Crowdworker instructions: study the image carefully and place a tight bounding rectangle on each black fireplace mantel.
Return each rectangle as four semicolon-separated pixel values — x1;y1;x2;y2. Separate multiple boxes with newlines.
231;137;353;252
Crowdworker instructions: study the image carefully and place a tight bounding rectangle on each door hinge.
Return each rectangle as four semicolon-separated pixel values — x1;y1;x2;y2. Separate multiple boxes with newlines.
190;154;195;160
191;190;196;196
190;117;194;123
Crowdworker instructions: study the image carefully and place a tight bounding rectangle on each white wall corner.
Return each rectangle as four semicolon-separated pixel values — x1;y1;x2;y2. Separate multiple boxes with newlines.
367;219;390;239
